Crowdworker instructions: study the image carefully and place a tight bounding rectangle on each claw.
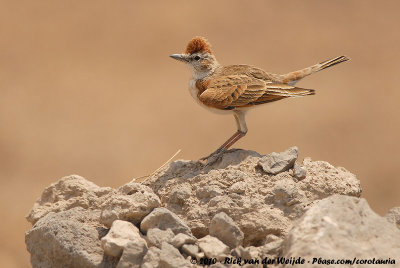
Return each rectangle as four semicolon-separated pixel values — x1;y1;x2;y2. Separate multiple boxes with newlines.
199;148;227;167
200;148;226;161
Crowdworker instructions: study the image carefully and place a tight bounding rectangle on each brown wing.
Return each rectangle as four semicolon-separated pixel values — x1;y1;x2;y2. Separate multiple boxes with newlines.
198;75;314;110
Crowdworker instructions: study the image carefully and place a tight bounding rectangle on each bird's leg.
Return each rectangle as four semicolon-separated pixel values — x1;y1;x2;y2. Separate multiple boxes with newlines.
200;110;248;162
199;131;244;161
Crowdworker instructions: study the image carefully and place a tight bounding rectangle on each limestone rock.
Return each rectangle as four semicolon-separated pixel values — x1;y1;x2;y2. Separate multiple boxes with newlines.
142;247;161;268
259;234;283;256
146;228;174;248
257;147;298;175
25;207;118;268
26;175;113;225
231;246;259;260
209;212;244;248
281;195;400;267
159;242;189;268
196;185;223;199
293;161;306;179
264;178;299;207
170;233;196;248
229;181;247;194
385;207;400;230
207;149;262;170
25;148;370;268
100;182;161;227
181;244;199;257
195;251;205;260
168;185;192;206
101;220;143;257
208;264;226;268
140;208;191;236
198;235;230;261
117;240;148;268
231;235;283;263
143;148;361;246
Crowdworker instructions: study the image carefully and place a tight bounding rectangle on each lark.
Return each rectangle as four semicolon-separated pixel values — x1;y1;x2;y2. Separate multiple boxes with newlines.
170;36;349;162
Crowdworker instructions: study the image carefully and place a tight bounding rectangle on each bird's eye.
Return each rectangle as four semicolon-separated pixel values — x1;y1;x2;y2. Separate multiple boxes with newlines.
194;56;201;61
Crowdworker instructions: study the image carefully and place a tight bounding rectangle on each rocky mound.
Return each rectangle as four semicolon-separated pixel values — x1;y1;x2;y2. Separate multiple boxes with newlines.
25;147;400;268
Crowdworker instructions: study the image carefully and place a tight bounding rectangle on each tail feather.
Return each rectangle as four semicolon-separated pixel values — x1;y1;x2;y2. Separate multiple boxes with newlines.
281;56;349;85
247;87;315;106
319;56;350;71
266;87;315;97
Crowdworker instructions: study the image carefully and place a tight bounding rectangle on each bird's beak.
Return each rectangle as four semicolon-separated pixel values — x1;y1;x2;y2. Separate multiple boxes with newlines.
170;54;188;62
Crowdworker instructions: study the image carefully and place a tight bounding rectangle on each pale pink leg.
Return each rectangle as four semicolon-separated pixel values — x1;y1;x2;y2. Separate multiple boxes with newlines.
200;110;248;161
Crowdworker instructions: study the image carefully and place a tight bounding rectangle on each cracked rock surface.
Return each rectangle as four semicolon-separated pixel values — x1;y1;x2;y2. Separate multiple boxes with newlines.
143;148;361;245
281;195;400;267
25;147;399;268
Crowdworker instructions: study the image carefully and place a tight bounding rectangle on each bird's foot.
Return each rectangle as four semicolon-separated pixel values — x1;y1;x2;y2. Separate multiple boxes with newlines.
200;147;225;161
200;148;227;166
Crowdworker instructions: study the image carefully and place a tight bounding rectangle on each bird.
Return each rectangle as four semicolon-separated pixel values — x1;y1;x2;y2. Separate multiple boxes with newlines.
170;36;349;163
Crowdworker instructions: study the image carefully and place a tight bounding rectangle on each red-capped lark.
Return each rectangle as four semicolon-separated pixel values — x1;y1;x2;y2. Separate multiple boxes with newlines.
170;36;349;163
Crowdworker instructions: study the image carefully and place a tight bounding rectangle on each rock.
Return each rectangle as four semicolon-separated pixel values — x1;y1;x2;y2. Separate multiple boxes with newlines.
231;246;259;260
265;178;299;207
208;263;226;268
146;228;174;248
101;220;144;257
385;207;400;230
25;148;368;268
26;175;113;225
140;208;192;236
281;195;400;267
168;184;192;206
195;251;205;259
257;146;298;175
142;149;361;246
300;158;361;199
100;182;161;227
170;233;196;248
259;234;283;256
208;262;227;268
231;236;282;262
117;240;148;268
229;181;247;194
181;244;199;257
25;207;118;268
198;235;230;261
293;161;307;179
196;185;223;199
142;247;161;268
159;242;189;268
209;212;244;248
208;149;262;170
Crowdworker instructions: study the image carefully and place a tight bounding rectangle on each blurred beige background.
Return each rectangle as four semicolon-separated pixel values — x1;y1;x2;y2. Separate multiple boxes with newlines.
1;1;400;267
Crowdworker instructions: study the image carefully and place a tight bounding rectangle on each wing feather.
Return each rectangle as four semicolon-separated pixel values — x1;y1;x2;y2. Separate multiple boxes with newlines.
198;75;314;109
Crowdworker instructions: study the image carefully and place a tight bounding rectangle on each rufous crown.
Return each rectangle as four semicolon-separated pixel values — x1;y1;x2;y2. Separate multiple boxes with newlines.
185;36;212;55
